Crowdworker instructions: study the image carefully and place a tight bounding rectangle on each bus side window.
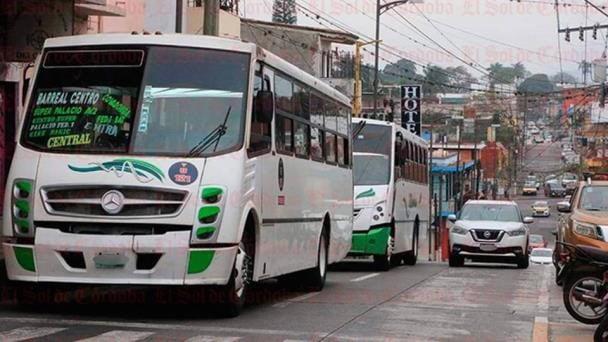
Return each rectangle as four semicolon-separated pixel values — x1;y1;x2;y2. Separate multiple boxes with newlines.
248;71;272;155
394;136;402;180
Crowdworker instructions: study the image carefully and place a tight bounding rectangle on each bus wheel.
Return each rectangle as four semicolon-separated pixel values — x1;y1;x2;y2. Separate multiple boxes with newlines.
298;231;328;292
404;225;419;266
219;240;252;317
374;235;394;271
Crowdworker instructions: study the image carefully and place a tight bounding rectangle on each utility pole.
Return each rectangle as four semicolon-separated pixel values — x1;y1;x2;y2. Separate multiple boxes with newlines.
455;122;462;211
204;0;220;36
176;0;184;33
428;122;434;262
373;0;412;116
354;40;379;117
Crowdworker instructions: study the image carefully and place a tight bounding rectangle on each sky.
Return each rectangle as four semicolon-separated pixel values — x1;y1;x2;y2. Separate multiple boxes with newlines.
242;0;608;81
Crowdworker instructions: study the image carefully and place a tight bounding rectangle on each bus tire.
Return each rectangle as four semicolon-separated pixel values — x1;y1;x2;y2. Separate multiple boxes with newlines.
373;234;394;271
300;230;328;292
218;230;254;317
403;224;419;266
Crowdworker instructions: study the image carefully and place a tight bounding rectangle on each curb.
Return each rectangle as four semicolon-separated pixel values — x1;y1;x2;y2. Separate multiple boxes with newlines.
532;316;549;342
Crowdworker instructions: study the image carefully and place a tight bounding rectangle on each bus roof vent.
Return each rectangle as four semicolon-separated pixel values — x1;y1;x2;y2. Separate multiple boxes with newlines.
155;31;163;35
131;31;139;35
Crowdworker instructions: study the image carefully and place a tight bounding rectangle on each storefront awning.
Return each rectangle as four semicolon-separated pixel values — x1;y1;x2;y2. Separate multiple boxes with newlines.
431;161;476;174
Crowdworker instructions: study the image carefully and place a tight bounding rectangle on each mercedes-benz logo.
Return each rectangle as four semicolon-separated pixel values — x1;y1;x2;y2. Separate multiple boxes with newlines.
483;231;492;239
101;190;125;215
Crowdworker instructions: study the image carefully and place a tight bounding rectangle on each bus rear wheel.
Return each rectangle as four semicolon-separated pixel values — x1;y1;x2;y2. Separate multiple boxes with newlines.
403;225;419;266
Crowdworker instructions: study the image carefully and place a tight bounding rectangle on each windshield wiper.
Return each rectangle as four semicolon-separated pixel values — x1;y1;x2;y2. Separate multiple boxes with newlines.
352;120;367;138
187;106;232;157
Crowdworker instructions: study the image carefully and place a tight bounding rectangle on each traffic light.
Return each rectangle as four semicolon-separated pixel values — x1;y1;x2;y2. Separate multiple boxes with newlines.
579;27;585;42
565;29;571;42
594;24;599;40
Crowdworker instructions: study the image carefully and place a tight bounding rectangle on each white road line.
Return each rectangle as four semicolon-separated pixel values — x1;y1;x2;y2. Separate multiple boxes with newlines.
0;327;66;341
0;317;328;338
75;330;154;342
185;336;241;342
350;272;380;282
537;265;551;313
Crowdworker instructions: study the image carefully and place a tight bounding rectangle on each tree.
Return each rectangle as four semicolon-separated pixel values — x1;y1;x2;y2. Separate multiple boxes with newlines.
517;74;555;93
423;64;450;95
381;58;417;84
445;66;477;93
551;72;577;84
272;0;297;24
487;62;528;86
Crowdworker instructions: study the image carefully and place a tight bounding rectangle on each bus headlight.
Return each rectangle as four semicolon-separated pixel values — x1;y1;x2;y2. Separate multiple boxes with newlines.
12;179;34;236
192;186;226;244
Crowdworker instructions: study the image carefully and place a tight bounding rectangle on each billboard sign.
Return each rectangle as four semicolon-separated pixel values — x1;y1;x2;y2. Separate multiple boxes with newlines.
401;85;421;136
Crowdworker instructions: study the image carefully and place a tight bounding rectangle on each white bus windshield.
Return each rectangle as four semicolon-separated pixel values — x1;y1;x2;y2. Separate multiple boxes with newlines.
22;46;250;157
354;154;390;185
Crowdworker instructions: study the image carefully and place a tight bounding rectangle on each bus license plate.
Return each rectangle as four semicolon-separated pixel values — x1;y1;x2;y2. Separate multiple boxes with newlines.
93;253;128;269
480;244;497;252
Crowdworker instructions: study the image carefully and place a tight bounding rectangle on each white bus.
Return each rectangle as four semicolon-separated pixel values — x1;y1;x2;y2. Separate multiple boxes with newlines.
2;34;353;316
350;118;429;270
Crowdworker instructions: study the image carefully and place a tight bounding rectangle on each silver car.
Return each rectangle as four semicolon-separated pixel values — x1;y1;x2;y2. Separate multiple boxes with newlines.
448;201;532;268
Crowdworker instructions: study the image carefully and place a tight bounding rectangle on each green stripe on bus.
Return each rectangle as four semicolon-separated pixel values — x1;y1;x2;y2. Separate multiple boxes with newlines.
356;188;376;199
13;246;36;272
187;250;215;274
351;226;390;255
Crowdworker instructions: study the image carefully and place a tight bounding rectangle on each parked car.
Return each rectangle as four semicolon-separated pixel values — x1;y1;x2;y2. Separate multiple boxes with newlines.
534;135;544;144
523;182;538;196
531;201;550;217
545;182;566;197
562;173;578;187
448;200;531;268
529;234;548;252
555;179;608;284
529;248;553;265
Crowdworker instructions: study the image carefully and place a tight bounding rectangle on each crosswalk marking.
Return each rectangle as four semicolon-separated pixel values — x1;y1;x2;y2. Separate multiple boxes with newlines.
75;330;154;342
185;336;241;342
0;327;66;341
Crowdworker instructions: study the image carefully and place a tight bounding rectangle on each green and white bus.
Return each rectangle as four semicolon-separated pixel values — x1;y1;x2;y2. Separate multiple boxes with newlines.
350;118;429;270
1;34;353;315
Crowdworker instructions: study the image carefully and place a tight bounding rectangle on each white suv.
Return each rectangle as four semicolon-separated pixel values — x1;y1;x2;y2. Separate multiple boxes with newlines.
448;201;532;268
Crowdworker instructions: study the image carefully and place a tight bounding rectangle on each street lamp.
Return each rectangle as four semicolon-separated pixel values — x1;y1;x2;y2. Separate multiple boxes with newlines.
372;0;423;117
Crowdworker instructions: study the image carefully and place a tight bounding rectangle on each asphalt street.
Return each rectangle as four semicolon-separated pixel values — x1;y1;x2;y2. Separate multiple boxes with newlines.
0;141;595;341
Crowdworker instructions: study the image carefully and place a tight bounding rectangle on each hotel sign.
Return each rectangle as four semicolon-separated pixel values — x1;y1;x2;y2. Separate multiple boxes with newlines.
401;85;421;136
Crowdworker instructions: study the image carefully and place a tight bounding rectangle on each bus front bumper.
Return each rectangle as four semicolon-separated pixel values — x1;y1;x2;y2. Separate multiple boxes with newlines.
2;228;236;286
349;226;390;256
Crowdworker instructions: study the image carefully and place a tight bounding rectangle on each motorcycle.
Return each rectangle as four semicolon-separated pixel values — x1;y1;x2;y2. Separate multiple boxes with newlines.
595;271;608;341
557;242;608;325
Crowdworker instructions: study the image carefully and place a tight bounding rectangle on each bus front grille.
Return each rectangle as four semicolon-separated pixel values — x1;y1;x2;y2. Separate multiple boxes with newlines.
41;186;189;218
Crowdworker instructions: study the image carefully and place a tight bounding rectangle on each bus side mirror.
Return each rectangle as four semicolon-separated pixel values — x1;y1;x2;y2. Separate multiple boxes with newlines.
254;91;274;124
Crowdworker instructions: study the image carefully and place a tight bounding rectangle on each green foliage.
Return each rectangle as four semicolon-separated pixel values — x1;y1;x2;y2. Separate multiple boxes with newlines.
551;72;577;84
272;0;297;24
423;64;450;95
381;58;417;85
517;74;555;94
487;62;528;86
